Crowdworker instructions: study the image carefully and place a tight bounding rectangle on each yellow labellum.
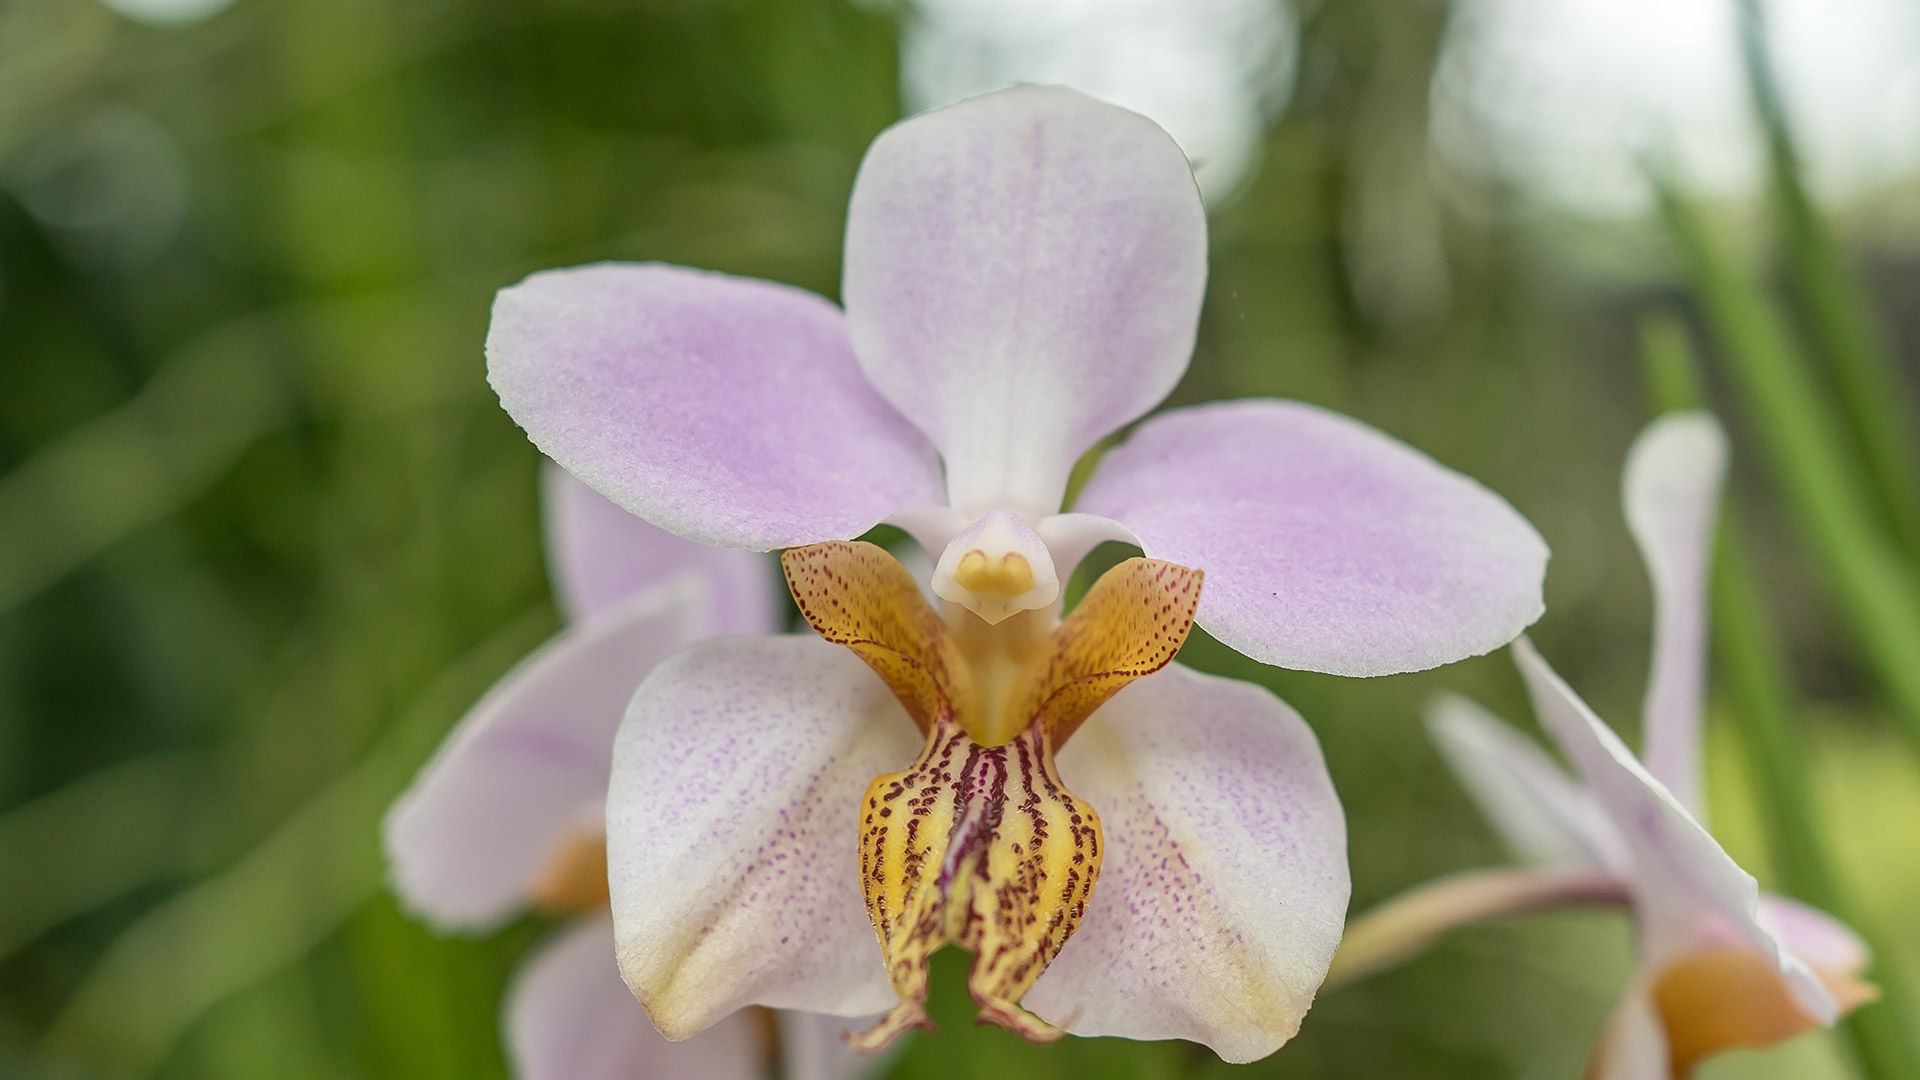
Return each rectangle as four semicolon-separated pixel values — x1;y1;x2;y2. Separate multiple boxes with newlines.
782;541;1202;1050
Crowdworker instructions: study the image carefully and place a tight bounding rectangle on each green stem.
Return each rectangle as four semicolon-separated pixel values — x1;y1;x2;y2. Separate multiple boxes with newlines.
1640;316;1920;1078
1735;0;1920;558
1656;185;1920;765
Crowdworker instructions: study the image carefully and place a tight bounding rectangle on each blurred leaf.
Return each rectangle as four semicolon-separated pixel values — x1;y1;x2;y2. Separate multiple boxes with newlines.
36;605;547;1076
1657;184;1920;769
0;0;113;162
1736;0;1920;561
0;752;203;963
0;316;294;616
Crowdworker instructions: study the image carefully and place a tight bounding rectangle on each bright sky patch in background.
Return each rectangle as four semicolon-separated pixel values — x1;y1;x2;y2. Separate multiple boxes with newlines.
900;0;1297;204
899;0;1920;218
1432;0;1920;215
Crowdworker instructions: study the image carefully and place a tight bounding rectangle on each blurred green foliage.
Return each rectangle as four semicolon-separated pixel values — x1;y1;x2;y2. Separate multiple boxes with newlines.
1;0;1916;1078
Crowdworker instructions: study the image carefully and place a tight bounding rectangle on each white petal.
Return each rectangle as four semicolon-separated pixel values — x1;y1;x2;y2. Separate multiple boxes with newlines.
1025;664;1349;1064
384;581;709;931
1511;639;1837;1023
1426;693;1627;872
507;914;766;1080
488;263;945;551
843;85;1207;519
1034;512;1140;582
1623;412;1728;816
777;1010;888;1080
1757;894;1870;977
543;461;782;634
1073;400;1547;677
608;636;920;1039
1588;982;1672;1080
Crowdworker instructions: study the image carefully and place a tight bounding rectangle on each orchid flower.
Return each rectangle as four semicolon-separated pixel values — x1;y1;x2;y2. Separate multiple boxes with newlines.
484;85;1548;1062
384;466;867;1080
1331;413;1878;1078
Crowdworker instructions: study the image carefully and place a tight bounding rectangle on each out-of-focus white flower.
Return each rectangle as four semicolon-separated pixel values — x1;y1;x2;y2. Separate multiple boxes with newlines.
1334;414;1878;1078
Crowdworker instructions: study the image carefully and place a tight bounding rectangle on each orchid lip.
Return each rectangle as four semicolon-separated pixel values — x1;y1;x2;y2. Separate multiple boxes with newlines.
781;540;1201;1049
1650;941;1879;1076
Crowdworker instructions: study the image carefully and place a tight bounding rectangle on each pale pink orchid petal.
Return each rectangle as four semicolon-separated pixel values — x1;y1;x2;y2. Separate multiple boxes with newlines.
843;85;1208;519
1623;412;1729;816
489;263;945;550
777;1011;887;1080
507;914;766;1080
1589;983;1671;1080
1427;693;1627;872
608;636;920;1039
1757;895;1870;977
1075;400;1548;676
384;579;711;931
543;462;781;633
1511;638;1837;1024
1023;664;1348;1064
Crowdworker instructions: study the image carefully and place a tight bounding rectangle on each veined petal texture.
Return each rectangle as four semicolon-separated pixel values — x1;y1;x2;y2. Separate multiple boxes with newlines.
489;263;944;550
608;636;919;1039
843;85;1208;519
1076;400;1547;676
1024;664;1348;1063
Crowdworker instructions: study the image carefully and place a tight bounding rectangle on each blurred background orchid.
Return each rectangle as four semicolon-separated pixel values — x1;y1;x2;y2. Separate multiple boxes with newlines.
2;0;1919;1079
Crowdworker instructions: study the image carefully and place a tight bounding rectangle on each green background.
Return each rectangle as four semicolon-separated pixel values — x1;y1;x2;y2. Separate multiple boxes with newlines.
1;1;1916;1077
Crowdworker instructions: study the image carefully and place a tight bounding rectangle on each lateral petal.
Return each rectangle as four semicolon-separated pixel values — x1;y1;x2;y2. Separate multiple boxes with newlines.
608;636;920;1038
1623;412;1728;816
1511;639;1837;1024
1758;895;1871;981
777;1010;889;1080
1426;693;1627;872
384;581;709;930
506;914;765;1080
1588;983;1671;1080
1024;664;1348;1063
843;85;1207;519
489;263;944;550
1075;400;1547;677
543;462;781;633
